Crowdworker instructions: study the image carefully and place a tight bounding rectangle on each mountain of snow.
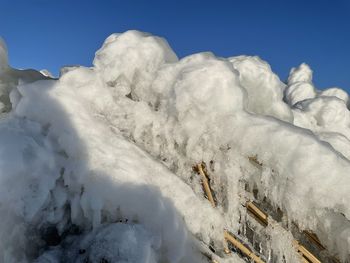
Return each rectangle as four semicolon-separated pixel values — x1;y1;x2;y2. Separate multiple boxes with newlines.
0;30;349;263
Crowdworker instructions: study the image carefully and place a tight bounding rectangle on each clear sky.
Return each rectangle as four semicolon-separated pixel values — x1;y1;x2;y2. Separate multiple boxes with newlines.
1;0;349;91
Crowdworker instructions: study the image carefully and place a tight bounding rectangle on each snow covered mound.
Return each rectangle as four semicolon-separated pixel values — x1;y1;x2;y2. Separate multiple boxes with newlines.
0;30;350;263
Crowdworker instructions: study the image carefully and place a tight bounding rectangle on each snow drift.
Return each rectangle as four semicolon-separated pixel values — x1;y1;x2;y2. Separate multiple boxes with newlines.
0;30;350;263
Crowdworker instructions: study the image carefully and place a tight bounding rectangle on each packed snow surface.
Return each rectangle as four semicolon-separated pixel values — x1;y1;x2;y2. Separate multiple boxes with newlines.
0;31;350;263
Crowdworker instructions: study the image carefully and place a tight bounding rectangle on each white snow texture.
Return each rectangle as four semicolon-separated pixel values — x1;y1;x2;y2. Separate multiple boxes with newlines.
0;30;350;262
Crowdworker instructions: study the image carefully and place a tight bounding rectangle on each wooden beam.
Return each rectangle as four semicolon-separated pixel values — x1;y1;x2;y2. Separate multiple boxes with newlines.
196;163;216;207
246;201;268;226
224;230;265;263
294;241;321;263
304;231;325;250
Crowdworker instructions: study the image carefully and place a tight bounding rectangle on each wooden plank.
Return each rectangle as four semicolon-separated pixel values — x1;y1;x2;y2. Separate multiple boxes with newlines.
224;230;265;263
246;201;268;226
294;240;322;263
304;231;325;250
196;163;216;207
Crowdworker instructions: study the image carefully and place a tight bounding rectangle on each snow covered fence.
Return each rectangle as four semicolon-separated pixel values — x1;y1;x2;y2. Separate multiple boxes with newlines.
195;160;341;263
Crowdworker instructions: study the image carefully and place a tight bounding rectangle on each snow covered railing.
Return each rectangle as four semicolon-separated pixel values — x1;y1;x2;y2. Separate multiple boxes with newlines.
244;201;322;263
194;162;265;263
245;201;324;263
194;161;337;263
244;157;341;263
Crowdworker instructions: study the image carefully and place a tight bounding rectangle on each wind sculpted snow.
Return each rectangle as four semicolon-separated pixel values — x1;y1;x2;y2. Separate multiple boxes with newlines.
0;30;350;262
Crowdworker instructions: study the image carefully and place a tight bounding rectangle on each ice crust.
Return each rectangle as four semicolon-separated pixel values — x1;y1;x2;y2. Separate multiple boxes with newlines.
0;30;350;262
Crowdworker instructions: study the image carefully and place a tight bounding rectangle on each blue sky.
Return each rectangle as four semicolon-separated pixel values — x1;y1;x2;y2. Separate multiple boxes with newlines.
1;0;349;91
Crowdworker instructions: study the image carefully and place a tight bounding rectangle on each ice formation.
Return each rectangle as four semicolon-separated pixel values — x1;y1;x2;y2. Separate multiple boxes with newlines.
0;30;350;263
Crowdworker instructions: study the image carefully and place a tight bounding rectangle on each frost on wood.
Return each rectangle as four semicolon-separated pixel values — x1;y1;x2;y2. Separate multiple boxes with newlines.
0;30;350;263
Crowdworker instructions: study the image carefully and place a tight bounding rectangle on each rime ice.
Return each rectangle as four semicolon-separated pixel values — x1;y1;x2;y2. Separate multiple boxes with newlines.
0;30;350;262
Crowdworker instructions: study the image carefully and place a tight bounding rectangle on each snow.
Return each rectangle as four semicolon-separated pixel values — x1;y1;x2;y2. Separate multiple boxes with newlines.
320;87;349;104
229;55;293;122
0;30;350;262
0;39;49;113
35;224;159;263
284;63;317;106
